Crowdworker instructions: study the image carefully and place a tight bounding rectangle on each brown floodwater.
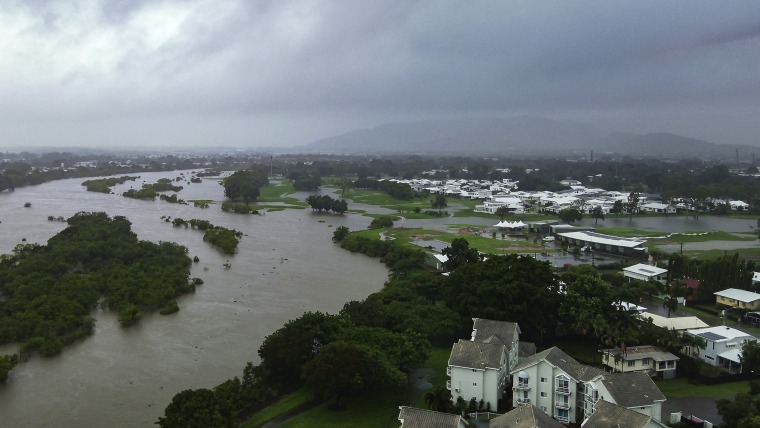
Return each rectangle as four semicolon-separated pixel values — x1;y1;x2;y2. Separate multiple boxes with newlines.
0;172;389;427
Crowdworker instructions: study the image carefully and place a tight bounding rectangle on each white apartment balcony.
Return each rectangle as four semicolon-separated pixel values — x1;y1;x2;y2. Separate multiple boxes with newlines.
513;382;531;391
516;397;530;405
555;386;571;395
555;400;571;410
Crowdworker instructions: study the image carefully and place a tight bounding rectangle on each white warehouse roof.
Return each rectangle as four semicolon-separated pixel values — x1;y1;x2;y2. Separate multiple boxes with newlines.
714;288;760;303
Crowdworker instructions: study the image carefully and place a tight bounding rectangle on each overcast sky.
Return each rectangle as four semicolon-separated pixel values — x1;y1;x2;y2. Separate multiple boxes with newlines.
1;1;759;149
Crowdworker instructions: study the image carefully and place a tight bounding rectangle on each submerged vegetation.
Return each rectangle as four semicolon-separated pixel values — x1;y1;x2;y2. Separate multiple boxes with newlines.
168;217;243;255
81;176;139;193
123;178;184;201
0;212;195;377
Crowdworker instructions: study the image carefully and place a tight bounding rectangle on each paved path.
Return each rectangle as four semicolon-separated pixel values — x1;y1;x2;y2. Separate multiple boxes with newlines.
663;397;721;426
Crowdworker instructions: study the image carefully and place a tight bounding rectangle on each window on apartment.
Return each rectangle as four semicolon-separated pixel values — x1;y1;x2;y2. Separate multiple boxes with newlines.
642;358;650;365
540;377;547;383
627;360;636;367
541;392;547;397
540;406;548;413
473;383;477;386
668;361;675;368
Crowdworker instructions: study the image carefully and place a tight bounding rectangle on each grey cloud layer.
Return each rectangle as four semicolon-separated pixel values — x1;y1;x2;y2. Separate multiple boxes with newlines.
0;0;758;147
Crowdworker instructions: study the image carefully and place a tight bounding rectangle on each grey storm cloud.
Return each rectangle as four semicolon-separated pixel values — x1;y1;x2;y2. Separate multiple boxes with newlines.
0;0;758;148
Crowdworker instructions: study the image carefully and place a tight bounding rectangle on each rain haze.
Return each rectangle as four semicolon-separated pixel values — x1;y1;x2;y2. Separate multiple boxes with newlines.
1;1;759;149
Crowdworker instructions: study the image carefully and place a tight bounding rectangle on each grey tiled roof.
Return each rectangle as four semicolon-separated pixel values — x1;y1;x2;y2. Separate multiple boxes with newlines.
490;404;565;428
600;372;666;407
582;400;660;428
448;339;504;369
398;406;463;428
472;318;519;348
511;347;603;381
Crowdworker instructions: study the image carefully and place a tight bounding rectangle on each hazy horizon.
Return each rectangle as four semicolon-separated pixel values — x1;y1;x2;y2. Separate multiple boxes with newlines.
1;1;759;149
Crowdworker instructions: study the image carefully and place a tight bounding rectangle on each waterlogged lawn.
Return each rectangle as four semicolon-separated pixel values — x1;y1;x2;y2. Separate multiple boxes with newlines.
682;248;760;261
240;389;315;428
655;378;750;399
377;227;546;254
649;231;757;243
594;227;665;238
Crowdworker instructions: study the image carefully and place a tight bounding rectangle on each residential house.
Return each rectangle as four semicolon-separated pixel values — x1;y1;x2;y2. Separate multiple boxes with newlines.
640;202;676;214
512;347;667;424
447;319;520;411
582;400;667;428
397;406;466;428
623;264;668;284
600;345;679;379
714;288;760;310
684;326;759;371
638;312;709;331
510;347;603;424
583;372;666;422
490;404;564;428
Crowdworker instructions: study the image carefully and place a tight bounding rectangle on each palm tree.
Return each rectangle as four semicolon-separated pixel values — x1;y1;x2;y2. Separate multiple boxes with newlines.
591;206;605;225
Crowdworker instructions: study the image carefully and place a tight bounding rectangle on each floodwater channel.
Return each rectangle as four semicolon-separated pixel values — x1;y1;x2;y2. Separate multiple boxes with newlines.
0;172;389;427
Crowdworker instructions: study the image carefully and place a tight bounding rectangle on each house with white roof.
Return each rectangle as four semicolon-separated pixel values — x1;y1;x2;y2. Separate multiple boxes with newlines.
640;202;676;214
556;231;646;256
447;319;520;411
623;264;668;284
715;288;760;310
638;312;709;331
684;326;758;371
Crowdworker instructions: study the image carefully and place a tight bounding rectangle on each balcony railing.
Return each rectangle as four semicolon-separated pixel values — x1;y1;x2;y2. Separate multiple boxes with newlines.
447;366;452;376
446;380;451;391
555;415;569;423
513;382;531;391
516;397;530;405
555;386;570;395
555;400;571;410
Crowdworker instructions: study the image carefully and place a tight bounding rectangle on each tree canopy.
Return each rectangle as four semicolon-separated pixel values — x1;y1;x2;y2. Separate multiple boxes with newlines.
221;168;269;203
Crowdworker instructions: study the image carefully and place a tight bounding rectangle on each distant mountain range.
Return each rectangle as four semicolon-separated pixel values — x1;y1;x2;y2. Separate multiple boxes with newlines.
308;116;758;159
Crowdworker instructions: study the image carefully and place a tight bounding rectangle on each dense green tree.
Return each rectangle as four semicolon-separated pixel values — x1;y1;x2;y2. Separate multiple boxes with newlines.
156;388;234;428
441;238;481;271
332;226;349;242
558;208;582;223
302;341;406;409
369;216;394;229
611;200;625;214
697;253;755;301
742;340;760;374
431;194;448;212
257;312;345;390
221;168;268;203
442;254;561;342
495;206;510;221
0;355;16;382
717;392;760;428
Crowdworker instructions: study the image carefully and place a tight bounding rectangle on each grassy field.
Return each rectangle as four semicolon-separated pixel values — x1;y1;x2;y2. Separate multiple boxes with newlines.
649;231;757;244
594;227;667;238
374;227;547;254
256;181;308;208
681;247;760;261
240;389;315;428
655;378;750;399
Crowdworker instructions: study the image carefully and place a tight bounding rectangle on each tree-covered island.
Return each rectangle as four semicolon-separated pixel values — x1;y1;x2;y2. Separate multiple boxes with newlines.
0;212;198;380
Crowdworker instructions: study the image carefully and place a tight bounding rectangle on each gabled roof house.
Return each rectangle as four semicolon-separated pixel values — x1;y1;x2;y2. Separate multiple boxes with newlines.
511;347;667;425
447;319;520;411
397;406;466;428
582;400;667;428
